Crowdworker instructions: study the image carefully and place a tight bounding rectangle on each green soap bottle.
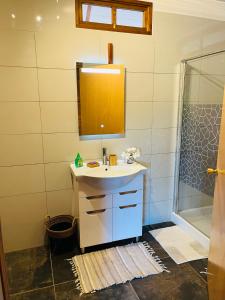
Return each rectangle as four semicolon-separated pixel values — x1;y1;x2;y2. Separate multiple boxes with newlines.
75;153;83;168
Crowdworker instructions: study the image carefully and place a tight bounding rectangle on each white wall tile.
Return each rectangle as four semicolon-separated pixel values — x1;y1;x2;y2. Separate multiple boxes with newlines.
43;133;76;163
140;155;151;204
178;182;213;210
154;12;203;73
0;102;41;134
125;130;151;156
126;72;153;101
201;50;225;75
0;67;38;101
0;29;36;67
0;193;47;252
143;177;151;204
149;200;172;224
0;164;45;197
126;102;152;129
41;102;78;133
183;75;200;102
138;155;151;174
35;28;101;68
152;128;177;154
38;69;77;101
179;182;203;198
143;202;151;225
144;182;151;204
75;138;102;160
179;195;213;211
102;129;151;157
43;133;102;162
99;31;155;72
152;102;178;129
198;75;225;104
45;162;72;191
46;189;73;217
0;134;43;166
150;177;174;202
151;153;176;178
153;74;179;101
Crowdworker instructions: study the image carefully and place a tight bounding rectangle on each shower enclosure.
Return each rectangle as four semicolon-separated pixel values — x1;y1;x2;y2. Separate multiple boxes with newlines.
176;50;225;237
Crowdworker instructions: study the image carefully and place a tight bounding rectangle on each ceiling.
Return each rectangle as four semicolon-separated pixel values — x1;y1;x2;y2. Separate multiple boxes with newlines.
151;0;225;21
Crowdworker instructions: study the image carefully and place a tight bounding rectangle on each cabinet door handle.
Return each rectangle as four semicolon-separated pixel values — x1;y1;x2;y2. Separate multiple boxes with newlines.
119;204;137;209
119;190;137;195
86;195;106;200
86;209;106;215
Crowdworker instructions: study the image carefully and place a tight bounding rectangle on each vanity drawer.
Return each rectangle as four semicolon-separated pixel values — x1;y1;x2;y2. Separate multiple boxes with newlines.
80;208;113;248
113;203;142;241
113;189;143;207
79;194;112;212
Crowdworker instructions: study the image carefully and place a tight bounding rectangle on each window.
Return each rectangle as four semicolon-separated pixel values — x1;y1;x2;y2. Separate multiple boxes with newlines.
75;0;153;35
82;4;112;24
116;9;143;28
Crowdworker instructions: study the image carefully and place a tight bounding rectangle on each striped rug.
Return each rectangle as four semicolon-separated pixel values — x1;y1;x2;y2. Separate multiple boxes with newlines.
70;242;168;294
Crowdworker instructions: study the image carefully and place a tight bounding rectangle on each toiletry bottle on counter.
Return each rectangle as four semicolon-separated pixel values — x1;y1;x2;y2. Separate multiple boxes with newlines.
109;154;117;166
75;153;83;168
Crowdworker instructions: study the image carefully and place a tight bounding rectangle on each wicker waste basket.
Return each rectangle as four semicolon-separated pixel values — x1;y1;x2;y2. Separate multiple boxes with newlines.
45;215;76;239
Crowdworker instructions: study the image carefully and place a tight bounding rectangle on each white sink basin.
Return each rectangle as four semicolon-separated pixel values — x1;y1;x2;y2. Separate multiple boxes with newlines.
70;161;147;189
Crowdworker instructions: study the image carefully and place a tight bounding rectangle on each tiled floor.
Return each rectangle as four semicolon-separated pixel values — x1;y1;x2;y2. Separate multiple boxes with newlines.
6;222;209;300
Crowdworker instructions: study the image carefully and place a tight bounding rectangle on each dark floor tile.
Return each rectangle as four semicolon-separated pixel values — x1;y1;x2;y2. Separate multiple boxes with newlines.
10;286;55;300
131;260;208;300
51;247;80;285
140;232;170;259
6;246;52;294
55;281;139;300
161;256;178;269
149;222;175;230
143;225;151;234
50;234;78;255
55;281;78;300
187;259;208;282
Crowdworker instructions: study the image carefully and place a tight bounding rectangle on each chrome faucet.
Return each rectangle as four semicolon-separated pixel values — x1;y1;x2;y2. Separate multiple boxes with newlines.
102;147;108;165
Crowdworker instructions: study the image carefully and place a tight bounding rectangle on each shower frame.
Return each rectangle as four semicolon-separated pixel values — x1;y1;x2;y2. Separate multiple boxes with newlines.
173;48;225;217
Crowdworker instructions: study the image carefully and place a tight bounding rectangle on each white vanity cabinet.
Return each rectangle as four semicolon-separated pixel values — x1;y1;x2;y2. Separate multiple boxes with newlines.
70;163;146;252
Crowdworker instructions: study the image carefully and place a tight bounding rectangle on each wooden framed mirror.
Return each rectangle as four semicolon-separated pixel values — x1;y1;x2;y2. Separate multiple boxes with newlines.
76;62;125;136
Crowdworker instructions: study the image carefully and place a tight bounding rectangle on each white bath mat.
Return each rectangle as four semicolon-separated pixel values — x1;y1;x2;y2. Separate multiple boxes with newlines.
150;225;209;264
69;242;168;294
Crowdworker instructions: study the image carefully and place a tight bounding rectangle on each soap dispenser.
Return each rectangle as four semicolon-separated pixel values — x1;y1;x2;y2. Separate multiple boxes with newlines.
75;153;83;168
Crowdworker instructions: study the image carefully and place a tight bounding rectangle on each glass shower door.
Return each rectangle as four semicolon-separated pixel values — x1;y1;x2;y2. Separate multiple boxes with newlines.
177;51;225;237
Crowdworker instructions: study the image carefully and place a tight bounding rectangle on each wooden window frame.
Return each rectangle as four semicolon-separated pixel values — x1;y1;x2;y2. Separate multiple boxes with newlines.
75;0;153;35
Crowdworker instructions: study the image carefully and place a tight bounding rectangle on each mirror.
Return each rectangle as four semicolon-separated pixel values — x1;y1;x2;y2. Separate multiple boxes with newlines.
76;63;125;136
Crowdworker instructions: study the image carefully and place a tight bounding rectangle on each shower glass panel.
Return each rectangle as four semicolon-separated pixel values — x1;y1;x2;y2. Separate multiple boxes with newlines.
177;51;225;237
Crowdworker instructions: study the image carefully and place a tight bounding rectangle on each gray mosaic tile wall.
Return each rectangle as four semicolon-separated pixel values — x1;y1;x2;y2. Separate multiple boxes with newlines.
179;104;222;197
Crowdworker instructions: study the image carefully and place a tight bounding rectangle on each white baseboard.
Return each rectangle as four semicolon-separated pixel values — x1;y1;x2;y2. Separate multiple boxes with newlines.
171;212;210;250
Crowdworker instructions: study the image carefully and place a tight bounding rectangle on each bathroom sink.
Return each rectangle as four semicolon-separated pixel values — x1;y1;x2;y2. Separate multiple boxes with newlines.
70;161;147;189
